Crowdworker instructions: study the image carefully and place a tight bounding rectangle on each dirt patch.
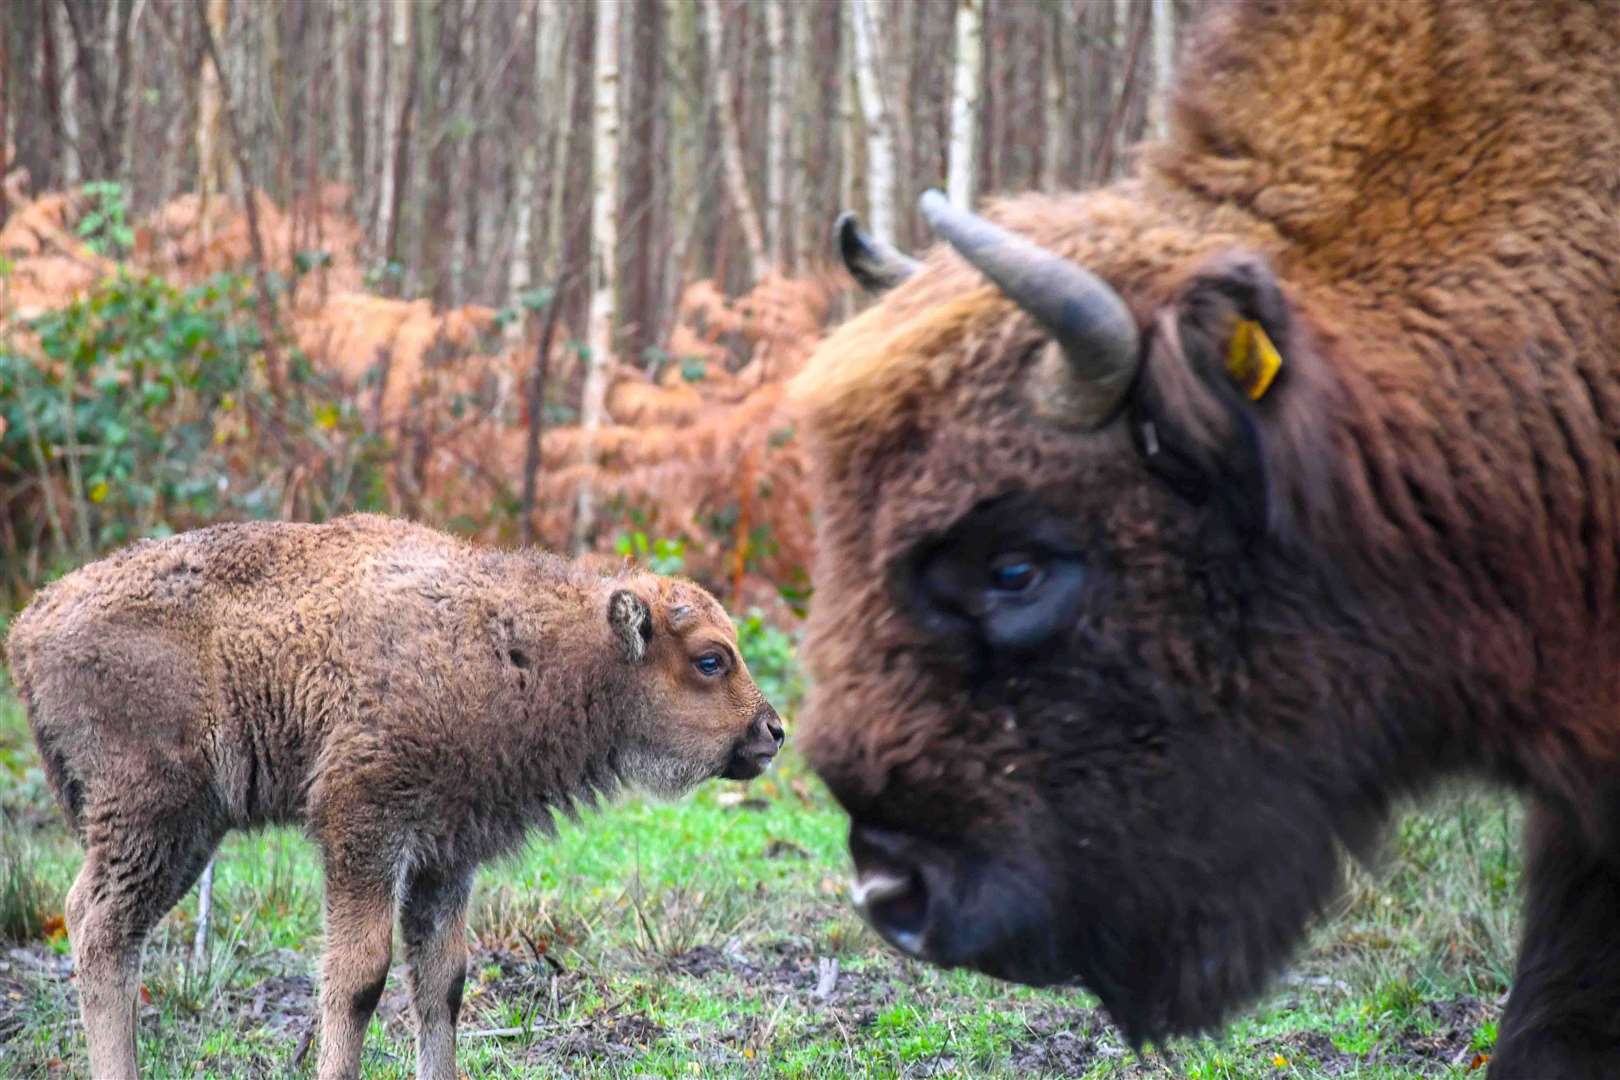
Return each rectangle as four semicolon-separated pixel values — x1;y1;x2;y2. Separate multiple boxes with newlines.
1261;996;1495;1074
225;970;314;1036
1006;1003;1124;1075
522;1011;667;1066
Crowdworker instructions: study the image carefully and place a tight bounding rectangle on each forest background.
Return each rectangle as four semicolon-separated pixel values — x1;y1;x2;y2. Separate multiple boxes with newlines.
0;0;1192;611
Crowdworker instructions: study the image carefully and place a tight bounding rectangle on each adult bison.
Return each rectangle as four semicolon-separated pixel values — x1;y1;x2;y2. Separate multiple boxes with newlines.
792;0;1618;1075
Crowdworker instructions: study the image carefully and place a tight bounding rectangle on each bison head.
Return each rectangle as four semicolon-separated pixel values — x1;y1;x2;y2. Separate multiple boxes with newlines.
793;194;1450;1046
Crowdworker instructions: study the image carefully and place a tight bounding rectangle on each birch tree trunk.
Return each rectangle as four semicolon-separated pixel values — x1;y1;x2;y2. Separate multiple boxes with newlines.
1150;0;1175;138
572;0;620;554
701;0;767;283
332;0;352;189
1042;1;1066;191
946;0;982;207
1112;0;1133;167
661;0;701;346
118;0;147;200
374;0;412;257
765;0;791;271
506;0;544;310
362;0;385;233
57;1;79;186
838;6;857;218
540;5;578;287
848;0;895;239
195;0;227;246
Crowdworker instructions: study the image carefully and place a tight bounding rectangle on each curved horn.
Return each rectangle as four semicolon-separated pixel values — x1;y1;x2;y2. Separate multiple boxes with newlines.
835;211;920;293
918;189;1140;428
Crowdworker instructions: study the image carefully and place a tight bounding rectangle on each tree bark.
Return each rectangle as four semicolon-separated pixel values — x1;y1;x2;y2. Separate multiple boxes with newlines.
848;0;896;239
107;0;137;185
381;0;417;279
373;0;410;260
765;0;791;271
571;0;621;554
1093;0;1149;184
1041;0;1066;191
701;0;767;284
331;0;353;189
194;0;283;397
946;0;983;206
506;0;542;309
0;9;9;229
61;0;115;179
55;0;80;186
1150;0;1175;138
195;0;226;246
838;2;857;218
362;0;385;238
623;0;667;362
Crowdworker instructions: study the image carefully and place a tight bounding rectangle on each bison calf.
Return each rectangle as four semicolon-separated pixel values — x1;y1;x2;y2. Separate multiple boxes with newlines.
5;514;783;1080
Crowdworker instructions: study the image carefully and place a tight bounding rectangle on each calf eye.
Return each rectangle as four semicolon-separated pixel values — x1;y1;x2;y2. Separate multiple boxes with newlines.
693;653;725;677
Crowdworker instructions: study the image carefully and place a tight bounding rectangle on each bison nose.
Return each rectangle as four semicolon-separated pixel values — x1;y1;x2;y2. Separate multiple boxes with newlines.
763;708;785;749
849;824;931;956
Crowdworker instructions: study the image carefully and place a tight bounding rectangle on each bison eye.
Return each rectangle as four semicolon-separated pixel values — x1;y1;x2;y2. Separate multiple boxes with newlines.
693;653;726;677
988;554;1040;592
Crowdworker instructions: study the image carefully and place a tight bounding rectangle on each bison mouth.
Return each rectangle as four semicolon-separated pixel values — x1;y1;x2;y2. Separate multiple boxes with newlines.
847;824;1075;985
844;822;1260;1047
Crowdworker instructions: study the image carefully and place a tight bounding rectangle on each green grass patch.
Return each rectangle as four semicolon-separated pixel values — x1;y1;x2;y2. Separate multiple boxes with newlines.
0;680;1520;1078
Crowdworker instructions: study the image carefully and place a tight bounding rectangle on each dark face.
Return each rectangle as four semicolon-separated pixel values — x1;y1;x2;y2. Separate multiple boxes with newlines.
795;215;1412;1046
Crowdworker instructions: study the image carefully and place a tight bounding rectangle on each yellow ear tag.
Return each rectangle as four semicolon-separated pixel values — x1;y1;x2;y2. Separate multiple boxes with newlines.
1225;319;1282;401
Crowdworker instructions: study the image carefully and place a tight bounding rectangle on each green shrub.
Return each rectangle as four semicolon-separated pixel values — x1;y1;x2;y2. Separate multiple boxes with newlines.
0;826;53;944
614;531;687;576
0;270;389;588
735;607;804;716
76;181;136;259
6;272;259;548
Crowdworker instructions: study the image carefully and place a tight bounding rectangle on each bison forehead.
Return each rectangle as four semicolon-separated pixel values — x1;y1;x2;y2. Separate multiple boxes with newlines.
789;189;1241;465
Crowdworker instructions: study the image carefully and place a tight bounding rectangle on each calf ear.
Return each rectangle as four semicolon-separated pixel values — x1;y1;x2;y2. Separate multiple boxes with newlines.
1129;251;1298;530
609;590;653;663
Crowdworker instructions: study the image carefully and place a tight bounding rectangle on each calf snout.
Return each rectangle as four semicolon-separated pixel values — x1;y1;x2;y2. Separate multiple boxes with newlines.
722;705;785;780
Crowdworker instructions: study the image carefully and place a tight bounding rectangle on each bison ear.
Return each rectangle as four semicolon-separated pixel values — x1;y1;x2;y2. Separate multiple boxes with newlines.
609;590;654;663
1130;251;1296;524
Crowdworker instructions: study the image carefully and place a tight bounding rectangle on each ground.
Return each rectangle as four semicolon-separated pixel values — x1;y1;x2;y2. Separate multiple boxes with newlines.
0;682;1516;1079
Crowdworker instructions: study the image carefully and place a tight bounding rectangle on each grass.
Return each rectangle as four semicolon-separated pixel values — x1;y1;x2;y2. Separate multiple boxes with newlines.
0;680;1519;1079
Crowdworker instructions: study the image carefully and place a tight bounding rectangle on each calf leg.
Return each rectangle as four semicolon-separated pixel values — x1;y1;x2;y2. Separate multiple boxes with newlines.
67;802;219;1080
315;870;396;1080
401;866;473;1080
1491;801;1620;1078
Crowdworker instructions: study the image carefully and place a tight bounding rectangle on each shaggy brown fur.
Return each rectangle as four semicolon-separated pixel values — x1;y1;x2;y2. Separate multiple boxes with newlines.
792;1;1618;1075
5;514;782;1080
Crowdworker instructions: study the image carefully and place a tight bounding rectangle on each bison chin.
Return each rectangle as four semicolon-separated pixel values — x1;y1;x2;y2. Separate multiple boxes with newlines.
845;774;1365;1049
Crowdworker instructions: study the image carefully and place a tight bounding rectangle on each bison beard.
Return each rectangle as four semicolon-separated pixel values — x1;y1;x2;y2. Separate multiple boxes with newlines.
792;0;1619;1073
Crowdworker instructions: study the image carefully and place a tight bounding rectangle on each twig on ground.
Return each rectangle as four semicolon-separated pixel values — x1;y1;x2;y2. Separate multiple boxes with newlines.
190;858;215;980
814;956;839;1001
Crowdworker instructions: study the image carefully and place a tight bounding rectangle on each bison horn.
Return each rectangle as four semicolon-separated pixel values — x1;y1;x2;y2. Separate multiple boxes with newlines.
835;211;920;293
918;189;1141;429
